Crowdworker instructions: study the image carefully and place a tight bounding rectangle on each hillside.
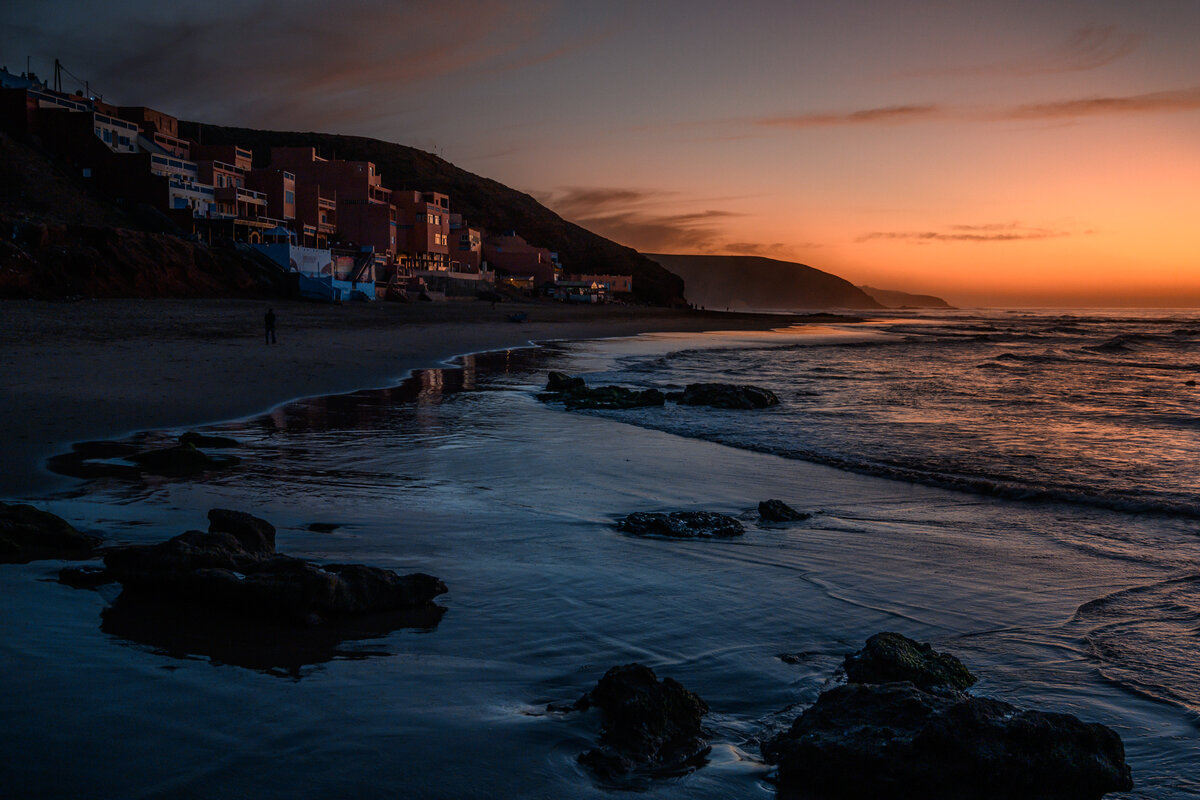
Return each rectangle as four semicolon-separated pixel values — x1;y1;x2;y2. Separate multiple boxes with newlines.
0;131;286;299
178;122;685;305
646;254;883;311
860;286;953;308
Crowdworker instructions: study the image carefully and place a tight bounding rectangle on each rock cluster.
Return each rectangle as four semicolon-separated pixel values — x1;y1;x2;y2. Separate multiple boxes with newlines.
617;511;745;539
540;373;778;411
667;382;780;409
48;433;240;481
90;509;446;625
575;663;710;779
0;502;100;563
764;632;1133;799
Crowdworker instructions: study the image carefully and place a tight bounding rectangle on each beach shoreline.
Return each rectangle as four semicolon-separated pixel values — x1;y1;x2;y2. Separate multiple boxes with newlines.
0;297;855;497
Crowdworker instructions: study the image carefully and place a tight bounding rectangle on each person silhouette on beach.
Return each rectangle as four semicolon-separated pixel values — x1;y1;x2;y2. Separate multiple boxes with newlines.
264;308;277;345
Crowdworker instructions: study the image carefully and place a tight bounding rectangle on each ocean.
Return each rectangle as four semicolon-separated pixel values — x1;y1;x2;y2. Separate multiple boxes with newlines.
2;308;1197;798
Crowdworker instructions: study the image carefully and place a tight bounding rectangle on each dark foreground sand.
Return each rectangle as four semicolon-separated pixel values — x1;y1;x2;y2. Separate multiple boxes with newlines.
0;298;828;496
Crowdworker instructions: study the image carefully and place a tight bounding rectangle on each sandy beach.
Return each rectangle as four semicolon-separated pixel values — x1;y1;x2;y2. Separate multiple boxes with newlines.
0;298;819;497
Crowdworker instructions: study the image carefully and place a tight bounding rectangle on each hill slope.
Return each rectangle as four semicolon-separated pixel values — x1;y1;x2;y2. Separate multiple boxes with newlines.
178;123;684;305
646;254;882;310
0;131;285;299
860;286;952;308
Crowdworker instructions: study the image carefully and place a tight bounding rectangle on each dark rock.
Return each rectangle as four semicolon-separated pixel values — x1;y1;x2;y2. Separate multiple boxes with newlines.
546;371;586;393
844;631;976;692
58;565;113;588
179;431;240;448
0;502;100;563
308;522;341;533
102;511;446;624
672;383;780;409
128;443;239;476
564;386;665;410
208;508;275;554
577;663;710;779
100;591;445;677
758;499;810;522
763;681;1133;800
617;511;744;538
540;372;665;410
1186;380;1197;387
46;442;144;480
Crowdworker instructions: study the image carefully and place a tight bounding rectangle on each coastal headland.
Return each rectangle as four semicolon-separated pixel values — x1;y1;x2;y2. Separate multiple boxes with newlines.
0;298;845;497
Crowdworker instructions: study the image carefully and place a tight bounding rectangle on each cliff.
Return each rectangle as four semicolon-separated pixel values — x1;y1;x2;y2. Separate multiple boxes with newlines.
178;122;686;305
646;254;883;311
859;286;953;309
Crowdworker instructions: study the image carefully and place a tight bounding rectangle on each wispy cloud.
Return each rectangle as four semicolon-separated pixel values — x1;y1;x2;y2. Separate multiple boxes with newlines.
1001;86;1200;120
909;25;1141;78
856;222;1074;244
753;84;1200;132
2;0;583;131
538;186;745;253
757;104;942;129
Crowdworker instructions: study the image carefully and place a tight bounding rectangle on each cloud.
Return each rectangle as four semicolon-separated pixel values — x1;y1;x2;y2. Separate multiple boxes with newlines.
539;186;744;253
907;25;1140;78
1;0;583;132
1001;86;1200;120
751;84;1200;133
757;104;941;129
856;222;1073;244
723;241;809;258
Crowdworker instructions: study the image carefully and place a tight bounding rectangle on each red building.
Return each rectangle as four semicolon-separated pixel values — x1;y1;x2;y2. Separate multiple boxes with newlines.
483;232;560;285
448;213;482;272
270;147;396;259
394;190;450;272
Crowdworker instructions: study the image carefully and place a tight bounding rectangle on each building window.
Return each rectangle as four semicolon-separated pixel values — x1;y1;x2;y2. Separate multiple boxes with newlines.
285;191;295;204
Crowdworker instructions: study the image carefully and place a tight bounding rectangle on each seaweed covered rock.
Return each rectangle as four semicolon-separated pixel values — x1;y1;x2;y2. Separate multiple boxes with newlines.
758;499;810;522
844;632;976;692
763;682;1133;800
668;383;780;409
49;439;240;481
0;502;100;563
128;442;240;477
545;371;586;393
617;511;744;539
540;372;665;410
102;509;446;623
208;508;275;554
576;663;710;779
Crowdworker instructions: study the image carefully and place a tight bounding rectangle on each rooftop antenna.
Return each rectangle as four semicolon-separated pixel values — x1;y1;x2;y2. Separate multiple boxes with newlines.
53;58;62;92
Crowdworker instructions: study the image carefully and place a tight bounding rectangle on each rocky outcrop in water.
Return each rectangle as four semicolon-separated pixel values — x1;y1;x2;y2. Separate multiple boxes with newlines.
47;436;240;481
617;511;744;538
758;499;810;523
0;502;100;563
667;383;780;409
540;373;666;410
575;663;710;779
764;633;1133;799
98;509;446;624
541;373;778;411
843;631;976;692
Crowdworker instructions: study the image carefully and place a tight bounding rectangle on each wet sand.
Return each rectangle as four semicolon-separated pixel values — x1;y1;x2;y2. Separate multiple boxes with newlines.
0;298;824;497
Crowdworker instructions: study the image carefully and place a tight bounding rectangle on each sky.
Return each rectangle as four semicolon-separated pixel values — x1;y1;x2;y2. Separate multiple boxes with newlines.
4;0;1200;306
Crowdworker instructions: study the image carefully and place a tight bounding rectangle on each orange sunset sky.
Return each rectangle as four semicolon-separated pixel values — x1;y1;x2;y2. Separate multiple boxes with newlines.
4;0;1199;306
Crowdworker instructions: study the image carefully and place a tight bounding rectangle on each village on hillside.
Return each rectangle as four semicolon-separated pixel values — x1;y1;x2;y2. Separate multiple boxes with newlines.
0;64;633;304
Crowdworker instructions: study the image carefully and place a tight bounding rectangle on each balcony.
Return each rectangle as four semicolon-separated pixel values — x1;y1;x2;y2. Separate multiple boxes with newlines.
317;197;336;211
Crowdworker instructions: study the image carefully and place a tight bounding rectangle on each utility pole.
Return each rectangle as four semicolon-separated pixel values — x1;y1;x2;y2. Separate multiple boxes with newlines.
53;58;62;92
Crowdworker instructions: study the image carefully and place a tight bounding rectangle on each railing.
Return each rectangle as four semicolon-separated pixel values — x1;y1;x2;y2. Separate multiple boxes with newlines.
317;197;336;210
237;187;267;203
